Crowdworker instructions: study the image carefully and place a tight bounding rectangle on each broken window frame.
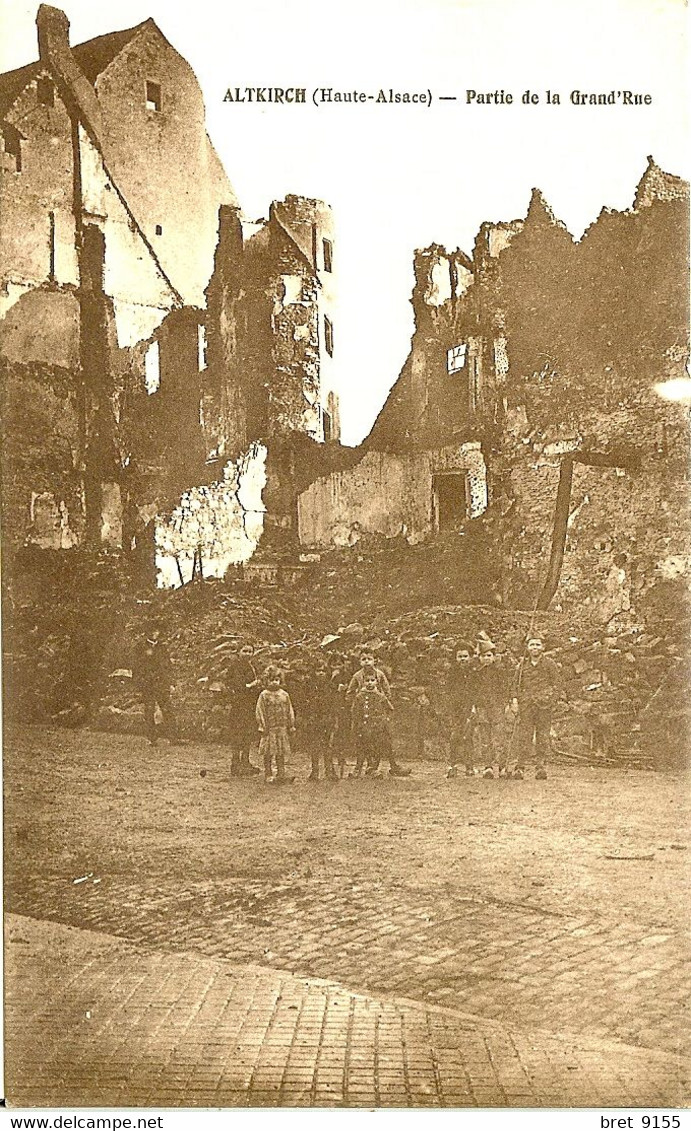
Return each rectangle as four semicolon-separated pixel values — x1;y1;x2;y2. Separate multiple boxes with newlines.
322;237;333;273
2;124;23;173
447;343;467;374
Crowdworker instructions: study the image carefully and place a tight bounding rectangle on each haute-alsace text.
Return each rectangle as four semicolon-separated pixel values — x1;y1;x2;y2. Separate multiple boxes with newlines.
314;88;431;106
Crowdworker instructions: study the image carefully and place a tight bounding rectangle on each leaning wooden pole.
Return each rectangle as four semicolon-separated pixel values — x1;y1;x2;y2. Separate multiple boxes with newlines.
536;456;574;610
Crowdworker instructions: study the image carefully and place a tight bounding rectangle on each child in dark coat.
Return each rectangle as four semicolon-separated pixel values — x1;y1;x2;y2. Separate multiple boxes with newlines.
304;662;338;781
351;673;394;776
473;637;512;777
133;627;177;746
445;641;477;777
225;643;261;776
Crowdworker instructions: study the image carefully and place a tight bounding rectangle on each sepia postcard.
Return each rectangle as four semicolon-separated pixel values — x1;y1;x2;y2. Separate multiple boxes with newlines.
0;0;689;1120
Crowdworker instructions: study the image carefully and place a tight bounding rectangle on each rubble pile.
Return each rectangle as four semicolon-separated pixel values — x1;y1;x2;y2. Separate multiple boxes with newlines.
3;544;687;768
299;527;498;625
2;549;134;726
95;579;305;736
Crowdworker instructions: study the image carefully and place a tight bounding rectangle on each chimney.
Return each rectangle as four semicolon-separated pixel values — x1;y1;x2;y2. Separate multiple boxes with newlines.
34;4;104;142
218;204;244;259
37;5;71;63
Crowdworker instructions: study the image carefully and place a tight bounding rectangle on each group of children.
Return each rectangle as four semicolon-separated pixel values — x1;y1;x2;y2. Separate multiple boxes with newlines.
440;634;559;780
217;645;412;784
135;625;562;783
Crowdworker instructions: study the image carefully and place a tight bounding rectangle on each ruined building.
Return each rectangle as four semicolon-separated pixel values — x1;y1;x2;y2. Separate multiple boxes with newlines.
298;158;690;622
0;5;338;586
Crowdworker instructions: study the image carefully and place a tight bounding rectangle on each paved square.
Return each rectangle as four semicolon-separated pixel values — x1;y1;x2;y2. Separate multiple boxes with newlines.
4;725;690;1106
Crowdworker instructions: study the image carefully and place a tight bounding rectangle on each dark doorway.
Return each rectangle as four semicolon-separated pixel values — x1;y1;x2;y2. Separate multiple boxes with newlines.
433;473;468;533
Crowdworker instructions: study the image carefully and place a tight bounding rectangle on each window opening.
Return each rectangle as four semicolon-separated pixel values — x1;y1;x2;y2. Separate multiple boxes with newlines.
447;344;467;373
322;238;333;272
324;315;334;357
146;81;161;111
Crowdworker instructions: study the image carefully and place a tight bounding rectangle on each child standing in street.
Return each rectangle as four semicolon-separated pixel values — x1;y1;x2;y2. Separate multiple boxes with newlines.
328;663;351;778
351;672;395;776
133;626;178;747
510;636;561;779
305;661;338;781
225;642;261;777
347;652;410;776
445;641;477;777
473;636;512;778
256;666;296;784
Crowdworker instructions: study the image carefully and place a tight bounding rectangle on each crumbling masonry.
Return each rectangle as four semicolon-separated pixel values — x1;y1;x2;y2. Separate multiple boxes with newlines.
1;5;339;588
298;158;690;627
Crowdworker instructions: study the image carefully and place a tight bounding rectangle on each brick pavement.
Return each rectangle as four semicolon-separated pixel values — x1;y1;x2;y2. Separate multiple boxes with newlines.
6;914;689;1109
11;874;690;1058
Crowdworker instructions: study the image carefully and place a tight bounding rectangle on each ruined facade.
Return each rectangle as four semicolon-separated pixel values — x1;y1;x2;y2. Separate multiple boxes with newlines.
0;6;238;559
1;5;339;586
298;158;690;623
154;194;340;585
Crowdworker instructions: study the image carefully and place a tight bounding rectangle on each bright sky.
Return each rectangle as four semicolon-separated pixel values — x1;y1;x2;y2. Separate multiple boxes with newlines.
1;0;688;443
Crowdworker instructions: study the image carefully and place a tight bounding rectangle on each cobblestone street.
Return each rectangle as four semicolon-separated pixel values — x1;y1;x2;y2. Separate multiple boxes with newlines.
6;914;688;1108
4;724;691;1107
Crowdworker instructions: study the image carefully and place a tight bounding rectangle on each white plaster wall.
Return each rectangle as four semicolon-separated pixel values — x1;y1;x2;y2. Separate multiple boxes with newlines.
155;442;267;588
298;443;487;548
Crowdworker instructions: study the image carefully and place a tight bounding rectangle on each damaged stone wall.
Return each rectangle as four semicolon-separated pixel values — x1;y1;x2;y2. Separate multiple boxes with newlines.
204;195;338;453
0;8;237;568
0;358;85;551
86;17;237;309
482;164;690;618
366;245;480;451
298;442;487;548
354;158;689;626
198;194;340;563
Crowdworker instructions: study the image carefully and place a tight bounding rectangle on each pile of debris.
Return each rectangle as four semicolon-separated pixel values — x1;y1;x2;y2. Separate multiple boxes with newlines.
296;527;499;625
4;543;687;769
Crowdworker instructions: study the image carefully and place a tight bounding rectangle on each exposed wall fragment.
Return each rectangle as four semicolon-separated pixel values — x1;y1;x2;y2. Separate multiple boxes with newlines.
298;442;487;548
155;442;267;588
